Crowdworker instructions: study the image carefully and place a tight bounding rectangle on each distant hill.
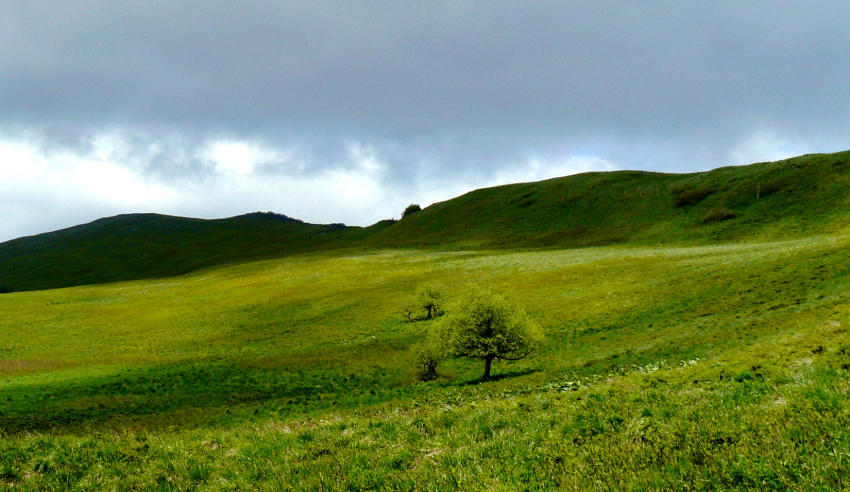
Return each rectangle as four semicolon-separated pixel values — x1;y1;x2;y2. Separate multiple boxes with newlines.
373;151;850;248
0;212;385;293
1;151;848;292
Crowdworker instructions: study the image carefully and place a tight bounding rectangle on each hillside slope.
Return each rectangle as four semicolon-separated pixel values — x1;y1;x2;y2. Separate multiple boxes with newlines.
375;151;850;248
0;212;384;293
0;233;848;488
1;151;848;292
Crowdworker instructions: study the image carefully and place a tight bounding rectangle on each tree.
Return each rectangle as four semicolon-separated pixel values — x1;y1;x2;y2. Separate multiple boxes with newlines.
402;203;421;218
417;286;441;319
441;285;543;381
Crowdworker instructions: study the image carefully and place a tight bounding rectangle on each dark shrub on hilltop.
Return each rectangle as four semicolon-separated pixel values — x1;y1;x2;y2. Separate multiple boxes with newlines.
402;204;422;218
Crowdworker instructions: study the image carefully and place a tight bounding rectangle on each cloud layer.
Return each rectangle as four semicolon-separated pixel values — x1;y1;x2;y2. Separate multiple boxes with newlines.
1;1;848;241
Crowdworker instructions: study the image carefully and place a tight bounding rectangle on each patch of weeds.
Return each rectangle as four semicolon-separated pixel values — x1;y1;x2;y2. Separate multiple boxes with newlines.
675;187;715;207
186;460;213;484
511;192;537;208
701;207;737;223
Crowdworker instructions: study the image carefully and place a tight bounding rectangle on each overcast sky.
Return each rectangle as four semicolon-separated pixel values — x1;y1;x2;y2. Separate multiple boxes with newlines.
1;1;848;241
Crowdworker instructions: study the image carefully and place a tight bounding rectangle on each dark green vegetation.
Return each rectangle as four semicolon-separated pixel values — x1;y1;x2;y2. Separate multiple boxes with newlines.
2;151;849;293
401;203;421;219
0;212;386;293
0;151;848;489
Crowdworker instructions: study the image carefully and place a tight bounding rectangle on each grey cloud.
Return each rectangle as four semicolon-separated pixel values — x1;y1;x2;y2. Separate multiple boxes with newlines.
4;3;849;146
1;1;849;239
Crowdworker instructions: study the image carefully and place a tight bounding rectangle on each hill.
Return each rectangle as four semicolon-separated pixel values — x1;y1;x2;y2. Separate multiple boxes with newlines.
1;150;848;292
0;212;384;293
375;151;850;248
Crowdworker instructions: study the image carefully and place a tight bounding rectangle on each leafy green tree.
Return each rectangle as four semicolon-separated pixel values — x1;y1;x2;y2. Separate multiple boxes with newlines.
402;203;421;218
441;285;543;381
417;286;442;319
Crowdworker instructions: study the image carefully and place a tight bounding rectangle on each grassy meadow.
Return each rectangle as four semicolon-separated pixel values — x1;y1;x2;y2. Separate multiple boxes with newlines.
1;228;849;489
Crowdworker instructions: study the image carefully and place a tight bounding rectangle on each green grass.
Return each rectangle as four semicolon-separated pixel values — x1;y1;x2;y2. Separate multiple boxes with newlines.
1;229;849;489
2;151;849;293
373;151;850;248
1;151;849;488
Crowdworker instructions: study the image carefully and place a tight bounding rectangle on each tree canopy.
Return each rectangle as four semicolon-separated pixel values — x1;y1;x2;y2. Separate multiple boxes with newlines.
401;203;421;218
417;286;441;319
439;285;543;381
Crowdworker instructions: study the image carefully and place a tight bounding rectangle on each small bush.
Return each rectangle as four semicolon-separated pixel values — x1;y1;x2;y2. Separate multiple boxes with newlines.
675;187;714;207
701;207;737;223
401;304;417;322
402;204;422;218
413;341;442;381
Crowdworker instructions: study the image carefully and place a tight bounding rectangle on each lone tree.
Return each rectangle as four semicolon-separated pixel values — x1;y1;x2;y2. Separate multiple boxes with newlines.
417;286;442;319
441;285;543;381
402;203;421;218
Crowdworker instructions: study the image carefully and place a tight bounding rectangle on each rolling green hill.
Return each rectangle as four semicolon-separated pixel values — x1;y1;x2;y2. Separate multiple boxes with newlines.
2;151;849;293
1;151;849;293
0;212;388;293
0;151;849;489
375;150;850;248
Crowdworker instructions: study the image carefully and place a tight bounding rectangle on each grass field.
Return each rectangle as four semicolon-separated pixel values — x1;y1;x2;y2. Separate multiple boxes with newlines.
1;227;849;489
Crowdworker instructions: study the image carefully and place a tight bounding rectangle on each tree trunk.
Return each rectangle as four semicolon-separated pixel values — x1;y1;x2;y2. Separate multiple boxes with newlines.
482;355;494;381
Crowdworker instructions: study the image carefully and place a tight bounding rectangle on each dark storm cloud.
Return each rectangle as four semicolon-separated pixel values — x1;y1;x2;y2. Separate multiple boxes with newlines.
0;1;849;240
4;1;849;171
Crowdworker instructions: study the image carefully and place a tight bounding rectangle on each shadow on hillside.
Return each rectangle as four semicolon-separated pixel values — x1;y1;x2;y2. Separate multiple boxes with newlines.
0;359;397;434
456;368;537;386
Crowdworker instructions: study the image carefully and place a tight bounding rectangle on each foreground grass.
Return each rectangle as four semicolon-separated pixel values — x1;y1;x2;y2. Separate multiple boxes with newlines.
0;233;849;489
3;324;846;490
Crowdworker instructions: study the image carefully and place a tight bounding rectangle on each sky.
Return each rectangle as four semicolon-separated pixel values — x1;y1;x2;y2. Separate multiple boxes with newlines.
1;1;849;242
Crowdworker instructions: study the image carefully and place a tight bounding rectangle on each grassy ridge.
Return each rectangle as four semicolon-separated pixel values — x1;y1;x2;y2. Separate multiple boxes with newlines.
375;151;850;248
0;212;387;293
1;151;849;293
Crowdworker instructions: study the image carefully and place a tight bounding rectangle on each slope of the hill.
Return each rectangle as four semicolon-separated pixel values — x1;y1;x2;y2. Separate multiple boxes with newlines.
374;151;850;248
0;212;386;293
0;233;848;488
1;150;848;293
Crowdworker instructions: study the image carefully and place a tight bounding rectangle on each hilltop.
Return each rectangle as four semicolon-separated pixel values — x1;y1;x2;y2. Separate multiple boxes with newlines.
375;151;850;248
1;151;848;292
